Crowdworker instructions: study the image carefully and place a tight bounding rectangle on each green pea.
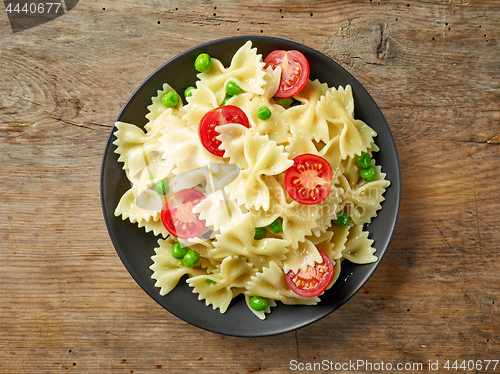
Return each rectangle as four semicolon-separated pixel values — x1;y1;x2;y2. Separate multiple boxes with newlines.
254;227;267;240
162;91;180;107
256;106;272;121
268;218;282;234
182;250;200;267
195;53;211;72
249;296;268;311
274;97;293;108
360;165;377;182
356;152;372;169
226;81;242;96
155;179;169;195
184;86;196;98
222;93;233;105
334;212;350;228
171;242;187;260
206;279;217;286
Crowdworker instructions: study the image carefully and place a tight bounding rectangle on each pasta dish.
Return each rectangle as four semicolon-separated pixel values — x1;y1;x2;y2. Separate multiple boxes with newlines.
113;41;390;319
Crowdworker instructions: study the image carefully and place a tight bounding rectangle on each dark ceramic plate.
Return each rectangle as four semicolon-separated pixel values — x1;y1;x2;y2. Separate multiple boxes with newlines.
100;36;401;337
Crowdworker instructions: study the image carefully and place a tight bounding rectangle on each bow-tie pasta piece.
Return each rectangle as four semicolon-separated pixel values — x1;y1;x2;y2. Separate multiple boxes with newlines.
218;126;293;211
192;189;247;235
150;238;207;295
145;83;184;132
281;79;330;142
317;85;377;159
342;224;378;264
212;216;290;270
196;40;267;105
182;81;219;127
187;255;254;313
244;295;278;320
337;165;390;226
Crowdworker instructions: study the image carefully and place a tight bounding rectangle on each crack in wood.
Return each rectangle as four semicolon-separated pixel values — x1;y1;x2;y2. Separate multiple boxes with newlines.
486;133;500;143
294;330;300;361
473;183;484;262
2;203;19;251
377;23;389;60
432;219;463;265
456;138;500;145
49;115;112;130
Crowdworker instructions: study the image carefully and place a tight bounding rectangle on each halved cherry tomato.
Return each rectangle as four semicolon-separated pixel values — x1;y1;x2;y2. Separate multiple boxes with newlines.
285;250;334;297
161;189;206;239
199;105;249;157
284;154;333;205
264;50;310;98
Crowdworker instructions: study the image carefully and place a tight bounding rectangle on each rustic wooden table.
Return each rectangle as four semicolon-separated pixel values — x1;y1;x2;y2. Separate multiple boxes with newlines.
1;0;499;373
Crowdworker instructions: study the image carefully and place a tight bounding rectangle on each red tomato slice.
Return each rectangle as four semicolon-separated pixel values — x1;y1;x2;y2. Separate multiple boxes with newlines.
284;154;333;205
285;250;334;297
161;189;207;239
264;50;310;97
199;105;249;157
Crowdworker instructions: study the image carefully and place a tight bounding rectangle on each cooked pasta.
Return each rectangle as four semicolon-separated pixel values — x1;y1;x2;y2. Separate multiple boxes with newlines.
114;40;390;319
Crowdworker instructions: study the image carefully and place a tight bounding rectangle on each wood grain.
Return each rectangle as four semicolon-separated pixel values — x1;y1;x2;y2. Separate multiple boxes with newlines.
1;0;499;373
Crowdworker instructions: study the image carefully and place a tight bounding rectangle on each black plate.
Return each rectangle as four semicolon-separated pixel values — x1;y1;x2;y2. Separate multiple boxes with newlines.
100;36;401;337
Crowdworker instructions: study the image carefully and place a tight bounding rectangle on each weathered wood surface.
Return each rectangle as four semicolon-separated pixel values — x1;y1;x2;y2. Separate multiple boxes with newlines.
1;0;499;373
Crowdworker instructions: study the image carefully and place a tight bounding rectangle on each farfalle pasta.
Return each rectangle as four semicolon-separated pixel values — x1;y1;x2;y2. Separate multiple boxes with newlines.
114;41;390;319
